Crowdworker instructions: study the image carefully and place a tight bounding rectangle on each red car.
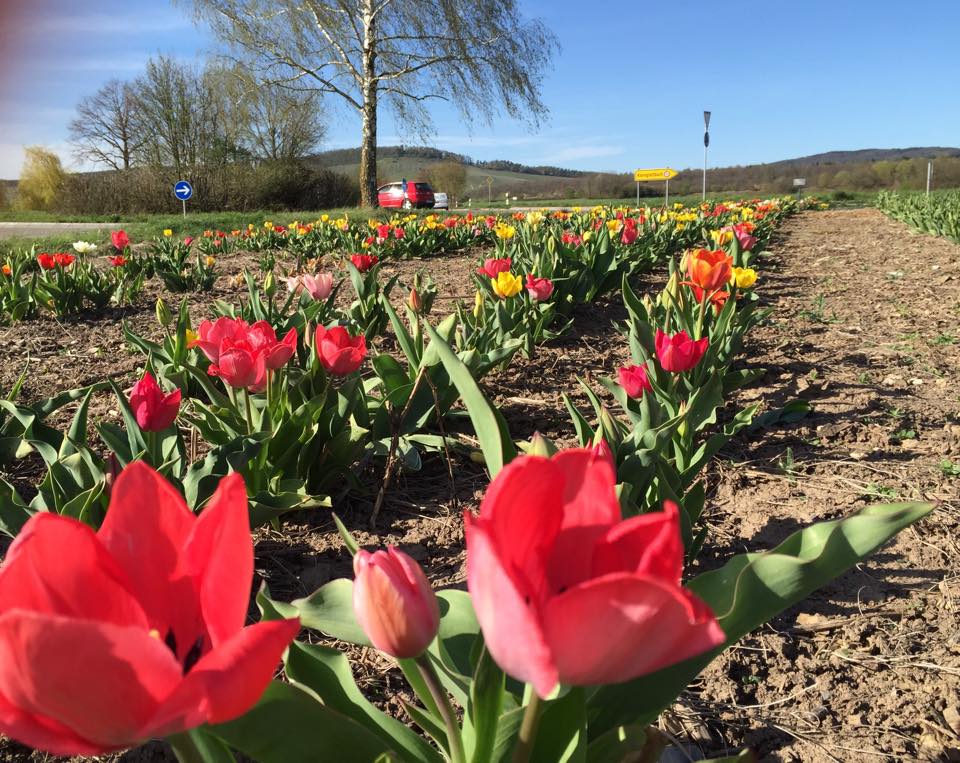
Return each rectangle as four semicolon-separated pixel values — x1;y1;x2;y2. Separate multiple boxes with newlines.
377;180;435;209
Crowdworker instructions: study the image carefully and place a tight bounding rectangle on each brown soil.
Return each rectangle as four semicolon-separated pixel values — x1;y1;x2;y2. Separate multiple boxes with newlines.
1;209;958;762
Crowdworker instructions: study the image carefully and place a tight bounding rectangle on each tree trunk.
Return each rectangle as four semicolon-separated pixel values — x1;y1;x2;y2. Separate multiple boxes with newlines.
359;0;378;208
359;85;378;207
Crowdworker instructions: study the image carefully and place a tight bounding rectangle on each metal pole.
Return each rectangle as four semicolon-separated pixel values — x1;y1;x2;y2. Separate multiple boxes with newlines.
665;178;669;208
927;161;932;196
182;199;186;218
636;181;639;209
702;143;707;201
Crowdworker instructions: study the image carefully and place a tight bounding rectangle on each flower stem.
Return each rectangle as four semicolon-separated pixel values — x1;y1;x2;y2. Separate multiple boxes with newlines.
243;389;255;435
167;732;206;763
511;691;544;763
414;653;466;763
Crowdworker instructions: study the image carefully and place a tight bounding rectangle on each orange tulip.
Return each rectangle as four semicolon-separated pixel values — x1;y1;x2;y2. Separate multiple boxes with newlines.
686;249;733;291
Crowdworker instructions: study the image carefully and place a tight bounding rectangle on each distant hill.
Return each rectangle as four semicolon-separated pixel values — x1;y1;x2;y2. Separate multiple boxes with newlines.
767;147;960;167
309;144;960;199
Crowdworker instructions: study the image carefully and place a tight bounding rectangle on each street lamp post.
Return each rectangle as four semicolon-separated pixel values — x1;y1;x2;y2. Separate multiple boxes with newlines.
702;110;711;202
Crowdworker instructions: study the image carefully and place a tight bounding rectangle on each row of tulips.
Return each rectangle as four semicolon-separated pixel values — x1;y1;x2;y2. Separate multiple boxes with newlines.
877;189;960;243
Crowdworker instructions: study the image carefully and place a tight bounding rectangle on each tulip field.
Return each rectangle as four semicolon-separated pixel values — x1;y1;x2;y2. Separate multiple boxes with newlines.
0;201;957;762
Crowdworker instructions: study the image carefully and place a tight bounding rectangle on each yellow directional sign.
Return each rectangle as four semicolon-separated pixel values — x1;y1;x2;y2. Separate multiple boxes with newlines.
633;168;678;182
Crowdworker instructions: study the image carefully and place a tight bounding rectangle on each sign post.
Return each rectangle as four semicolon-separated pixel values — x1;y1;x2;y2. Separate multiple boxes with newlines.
174;180;193;218
634;168;679;208
485;175;494;203
793;177;806;200
927;161;933;196
702;110;711;201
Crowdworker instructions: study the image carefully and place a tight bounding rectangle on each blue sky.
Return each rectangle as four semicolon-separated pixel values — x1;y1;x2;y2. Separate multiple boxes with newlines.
2;0;959;178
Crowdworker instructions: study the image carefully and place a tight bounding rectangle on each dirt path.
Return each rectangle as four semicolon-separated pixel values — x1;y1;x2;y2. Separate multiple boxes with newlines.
682;209;960;761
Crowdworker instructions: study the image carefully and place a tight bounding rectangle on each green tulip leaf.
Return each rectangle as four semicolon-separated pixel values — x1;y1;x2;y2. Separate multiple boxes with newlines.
586;501;933;737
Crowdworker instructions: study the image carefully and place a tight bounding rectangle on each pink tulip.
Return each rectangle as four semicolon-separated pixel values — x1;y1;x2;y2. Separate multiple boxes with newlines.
301;273;334;301
353;548;440;658
525;275;554;302
128;372;181;432
655;329;709;373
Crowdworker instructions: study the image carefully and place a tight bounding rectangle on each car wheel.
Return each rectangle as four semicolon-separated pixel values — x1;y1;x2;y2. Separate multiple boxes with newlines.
402;199;412;210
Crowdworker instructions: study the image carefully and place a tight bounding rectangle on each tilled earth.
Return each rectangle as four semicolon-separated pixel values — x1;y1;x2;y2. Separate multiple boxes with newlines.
1;208;958;762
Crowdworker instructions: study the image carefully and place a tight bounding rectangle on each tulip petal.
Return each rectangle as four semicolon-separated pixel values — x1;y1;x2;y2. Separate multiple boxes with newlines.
465;516;558;698
0;691;106;757
542;573;725;688
0;611;183;752
591;501;683;582
0;513;146;628
98;462;203;651
476;455;563;599
545;449;621;593
181;473;251;646
148;618;300;733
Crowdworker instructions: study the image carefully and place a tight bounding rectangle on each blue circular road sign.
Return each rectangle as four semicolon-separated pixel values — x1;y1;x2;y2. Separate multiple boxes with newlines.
174;180;194;201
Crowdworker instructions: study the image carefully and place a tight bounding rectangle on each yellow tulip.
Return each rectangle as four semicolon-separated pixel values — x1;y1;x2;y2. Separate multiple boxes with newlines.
605;219;622;235
526;211;545;227
582;230;594;242
731;267;758;289
491;271;522;299
163;229;173;237
710;229;733;245
493;223;516;240
321;214;330;223
264;221;273;230
205;256;216;267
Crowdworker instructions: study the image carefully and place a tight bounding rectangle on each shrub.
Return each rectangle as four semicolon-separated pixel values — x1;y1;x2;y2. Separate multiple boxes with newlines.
15;147;66;210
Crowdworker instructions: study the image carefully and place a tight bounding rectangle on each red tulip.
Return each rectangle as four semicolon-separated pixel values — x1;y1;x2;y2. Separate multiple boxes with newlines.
376;223;391;241
110;255;127;267
465;449;724;698
353;547;440;658
655;329;708;373
617;364;652;398
54;252;75;267
525;274;554;302
591;437;615;469
36;253;55;270
129;372;181;432
350;254;379;273
314;325;367;376
246;321;298;371
183;236;194;247
561;231;582;247
193;317;251;365
477;258;512;278
111;230;130;251
620;226;639;245
211;338;267;391
686;249;733;291
0;463;300;756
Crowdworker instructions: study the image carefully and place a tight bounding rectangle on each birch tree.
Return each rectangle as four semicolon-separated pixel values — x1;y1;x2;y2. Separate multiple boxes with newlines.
182;0;557;206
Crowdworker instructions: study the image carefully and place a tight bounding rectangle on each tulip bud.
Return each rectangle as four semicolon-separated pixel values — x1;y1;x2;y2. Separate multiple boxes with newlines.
473;291;484;320
103;453;121;497
598;407;622;448
408;288;423;314
529;432;557;457
156;297;172;328
263;271;276;297
353;548;440;659
546;236;557;255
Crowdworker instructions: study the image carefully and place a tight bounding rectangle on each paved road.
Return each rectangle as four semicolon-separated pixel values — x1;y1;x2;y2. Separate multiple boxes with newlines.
0;222;127;239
